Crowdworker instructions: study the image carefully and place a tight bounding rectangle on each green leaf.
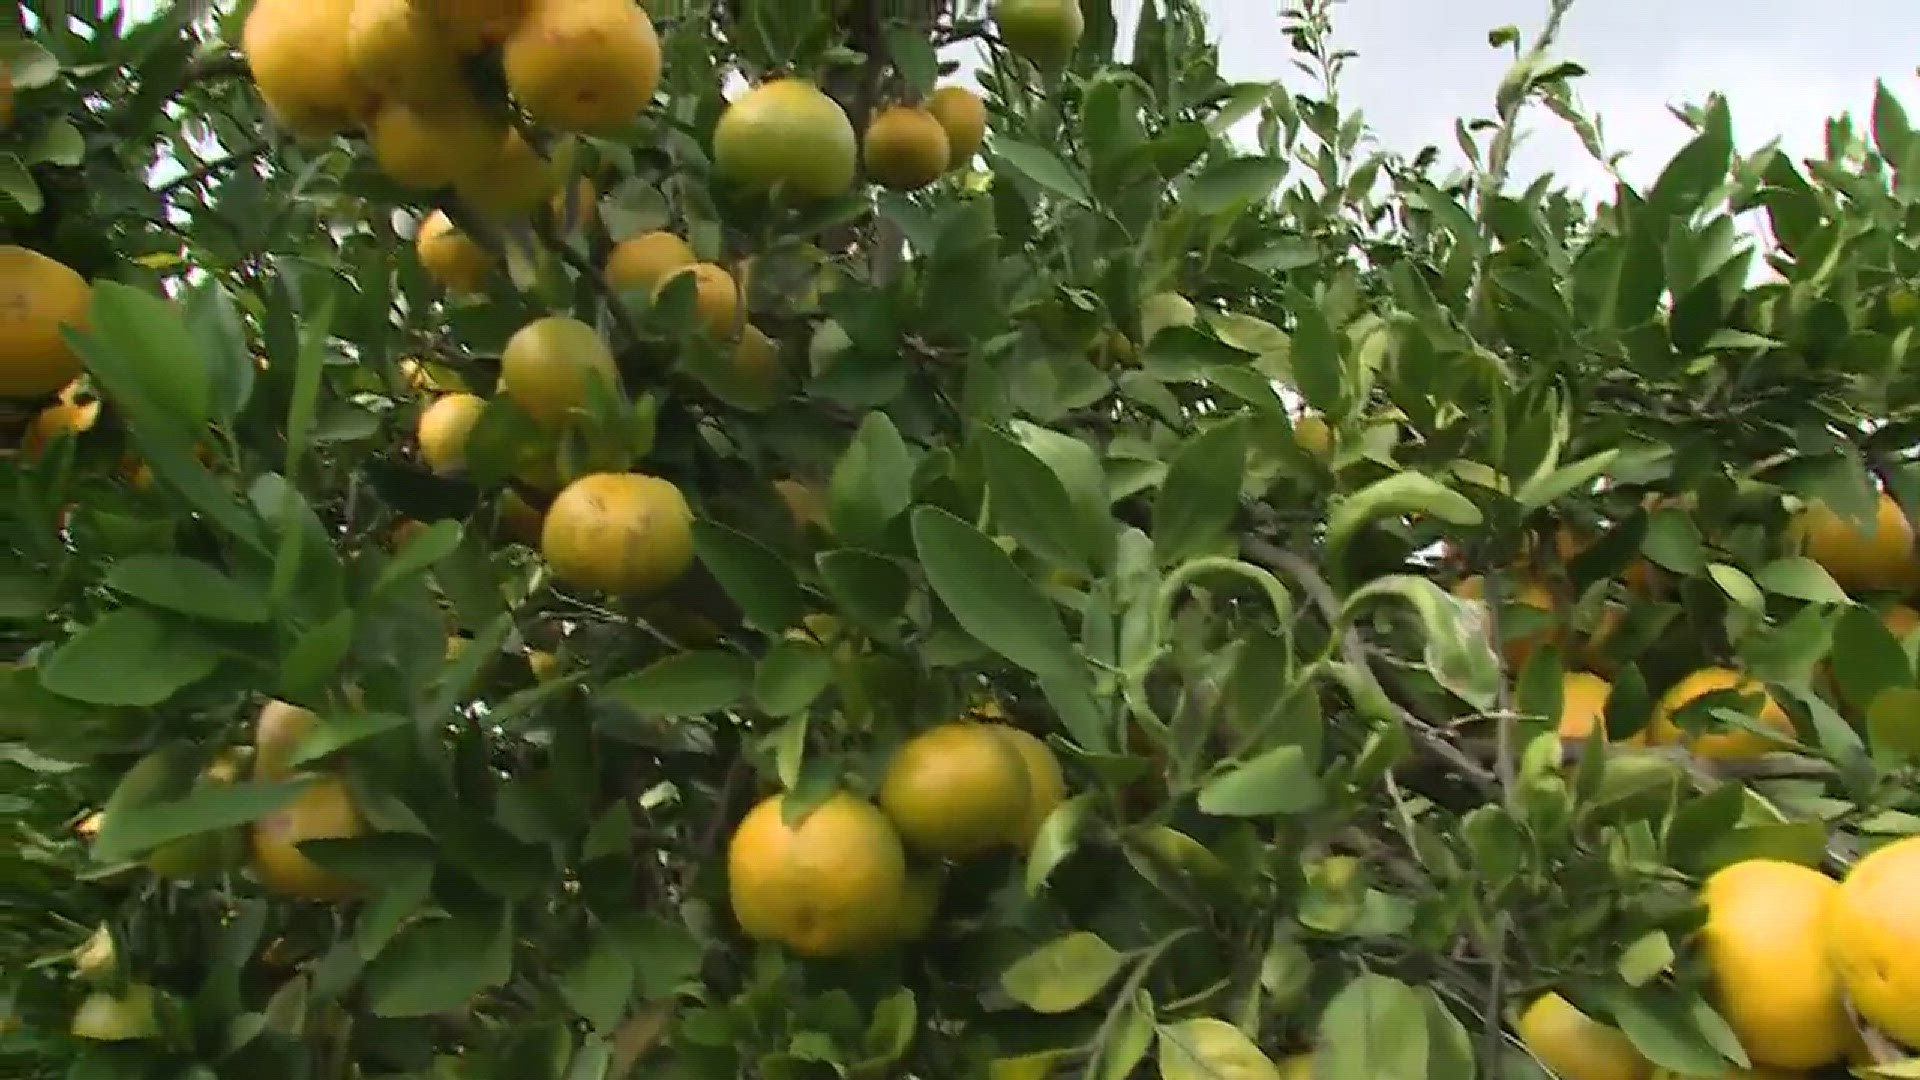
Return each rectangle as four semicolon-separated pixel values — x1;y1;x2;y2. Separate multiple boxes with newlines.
992;140;1092;206
694;520;807;634
999;932;1125;1013
1708;563;1764;611
40;608;222;707
883;26;937;98
558;926;636;1032
364;909;514;1018
1647;99;1732;218
1153;415;1250;565
1157;1018;1281;1080
287;713;410;770
1196;745;1324;816
1325;473;1482;589
103;555;270;624
602;651;752;716
1603;986;1743;1075
981;428;1094;573
1872;80;1914;166
1010;420;1114;571
1642;507;1705;574
816;548;912;636
373;520;463;595
1286;292;1344;416
1866;686;1920;762
754;639;834;717
911;507;1081;683
94;779;310;864
1833;606;1913;711
1516;449;1619;511
1188;156;1289;215
0;153;41;212
829;412;915;547
1616;931;1675;987
1752;557;1849;604
1316;973;1430;1080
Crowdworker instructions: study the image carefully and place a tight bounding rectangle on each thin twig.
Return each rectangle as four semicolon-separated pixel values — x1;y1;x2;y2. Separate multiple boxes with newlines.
1240;536;1501;795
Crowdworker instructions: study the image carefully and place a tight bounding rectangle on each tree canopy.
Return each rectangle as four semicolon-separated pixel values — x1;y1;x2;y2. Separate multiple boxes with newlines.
5;2;1920;1080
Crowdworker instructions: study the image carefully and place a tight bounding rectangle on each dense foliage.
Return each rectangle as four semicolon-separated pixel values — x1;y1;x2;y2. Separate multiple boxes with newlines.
5;1;1920;1080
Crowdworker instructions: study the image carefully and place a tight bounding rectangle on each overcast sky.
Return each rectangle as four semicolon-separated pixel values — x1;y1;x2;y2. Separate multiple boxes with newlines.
1151;0;1920;196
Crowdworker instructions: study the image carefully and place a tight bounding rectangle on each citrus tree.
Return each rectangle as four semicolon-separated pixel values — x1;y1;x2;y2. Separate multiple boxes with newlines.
6;0;1920;1079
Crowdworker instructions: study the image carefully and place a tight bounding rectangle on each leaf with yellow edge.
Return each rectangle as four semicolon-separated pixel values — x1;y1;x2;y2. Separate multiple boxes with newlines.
1158;1018;1282;1080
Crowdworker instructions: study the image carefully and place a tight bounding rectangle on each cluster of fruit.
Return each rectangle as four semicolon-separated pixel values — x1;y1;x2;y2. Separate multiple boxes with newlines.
1519;843;1920;1080
1452;492;1920;756
727;710;1064;958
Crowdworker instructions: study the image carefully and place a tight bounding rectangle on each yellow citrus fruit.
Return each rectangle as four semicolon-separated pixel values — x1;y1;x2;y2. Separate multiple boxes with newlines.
498;489;546;545
1451;574;1559;671
253;699;320;781
368;100;510;192
654;262;740;340
250;775;367;902
22;396;100;457
503;0;660;133
1294;413;1332;459
992;0;1085;68
344;0;466;110
1515;992;1651;1080
456;129;559;219
417;392;487;476
1829;835;1920;1048
0;246;91;400
550;176;598;234
1700;859;1850;1068
414;211;494;294
726;791;909;958
241;0;376;139
604;231;696;294
72;924;116;984
540;472;694;596
498;315;620;429
713;79;859;200
1793;493;1920;595
69;984;162;1042
527;649;561;682
1883;603;1920;640
863;105;950;191
416;0;530;51
890;864;945;945
1277;1054;1316;1080
879;722;1032;859
925;85;987;170
994;726;1065;848
724;324;784;410
1556;671;1615;742
1648;668;1795;760
774;478;825;531
400;355;470;394
1652;1070;1803;1080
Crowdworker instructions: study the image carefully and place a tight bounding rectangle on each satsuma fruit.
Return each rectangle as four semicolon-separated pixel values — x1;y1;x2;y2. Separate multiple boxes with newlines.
253;699;319;781
726;791;909;958
415;211;494;294
1793;492;1920;595
1829;834;1920;1048
539;472;694;596
1648;668;1795;760
1699;859;1850;1068
417;392;487;476
503;0;660;133
992;0;1085;68
879;722;1031;859
994;726;1066;848
654;261;740;340
344;0;466;110
250;775;368;902
242;0;375;139
1515;992;1651;1080
713;79;858;200
498;315;620;429
69;984;161;1042
925;85;987;170
0;246;90;399
368;99;510;191
863;105;950;191
604;231;696;294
